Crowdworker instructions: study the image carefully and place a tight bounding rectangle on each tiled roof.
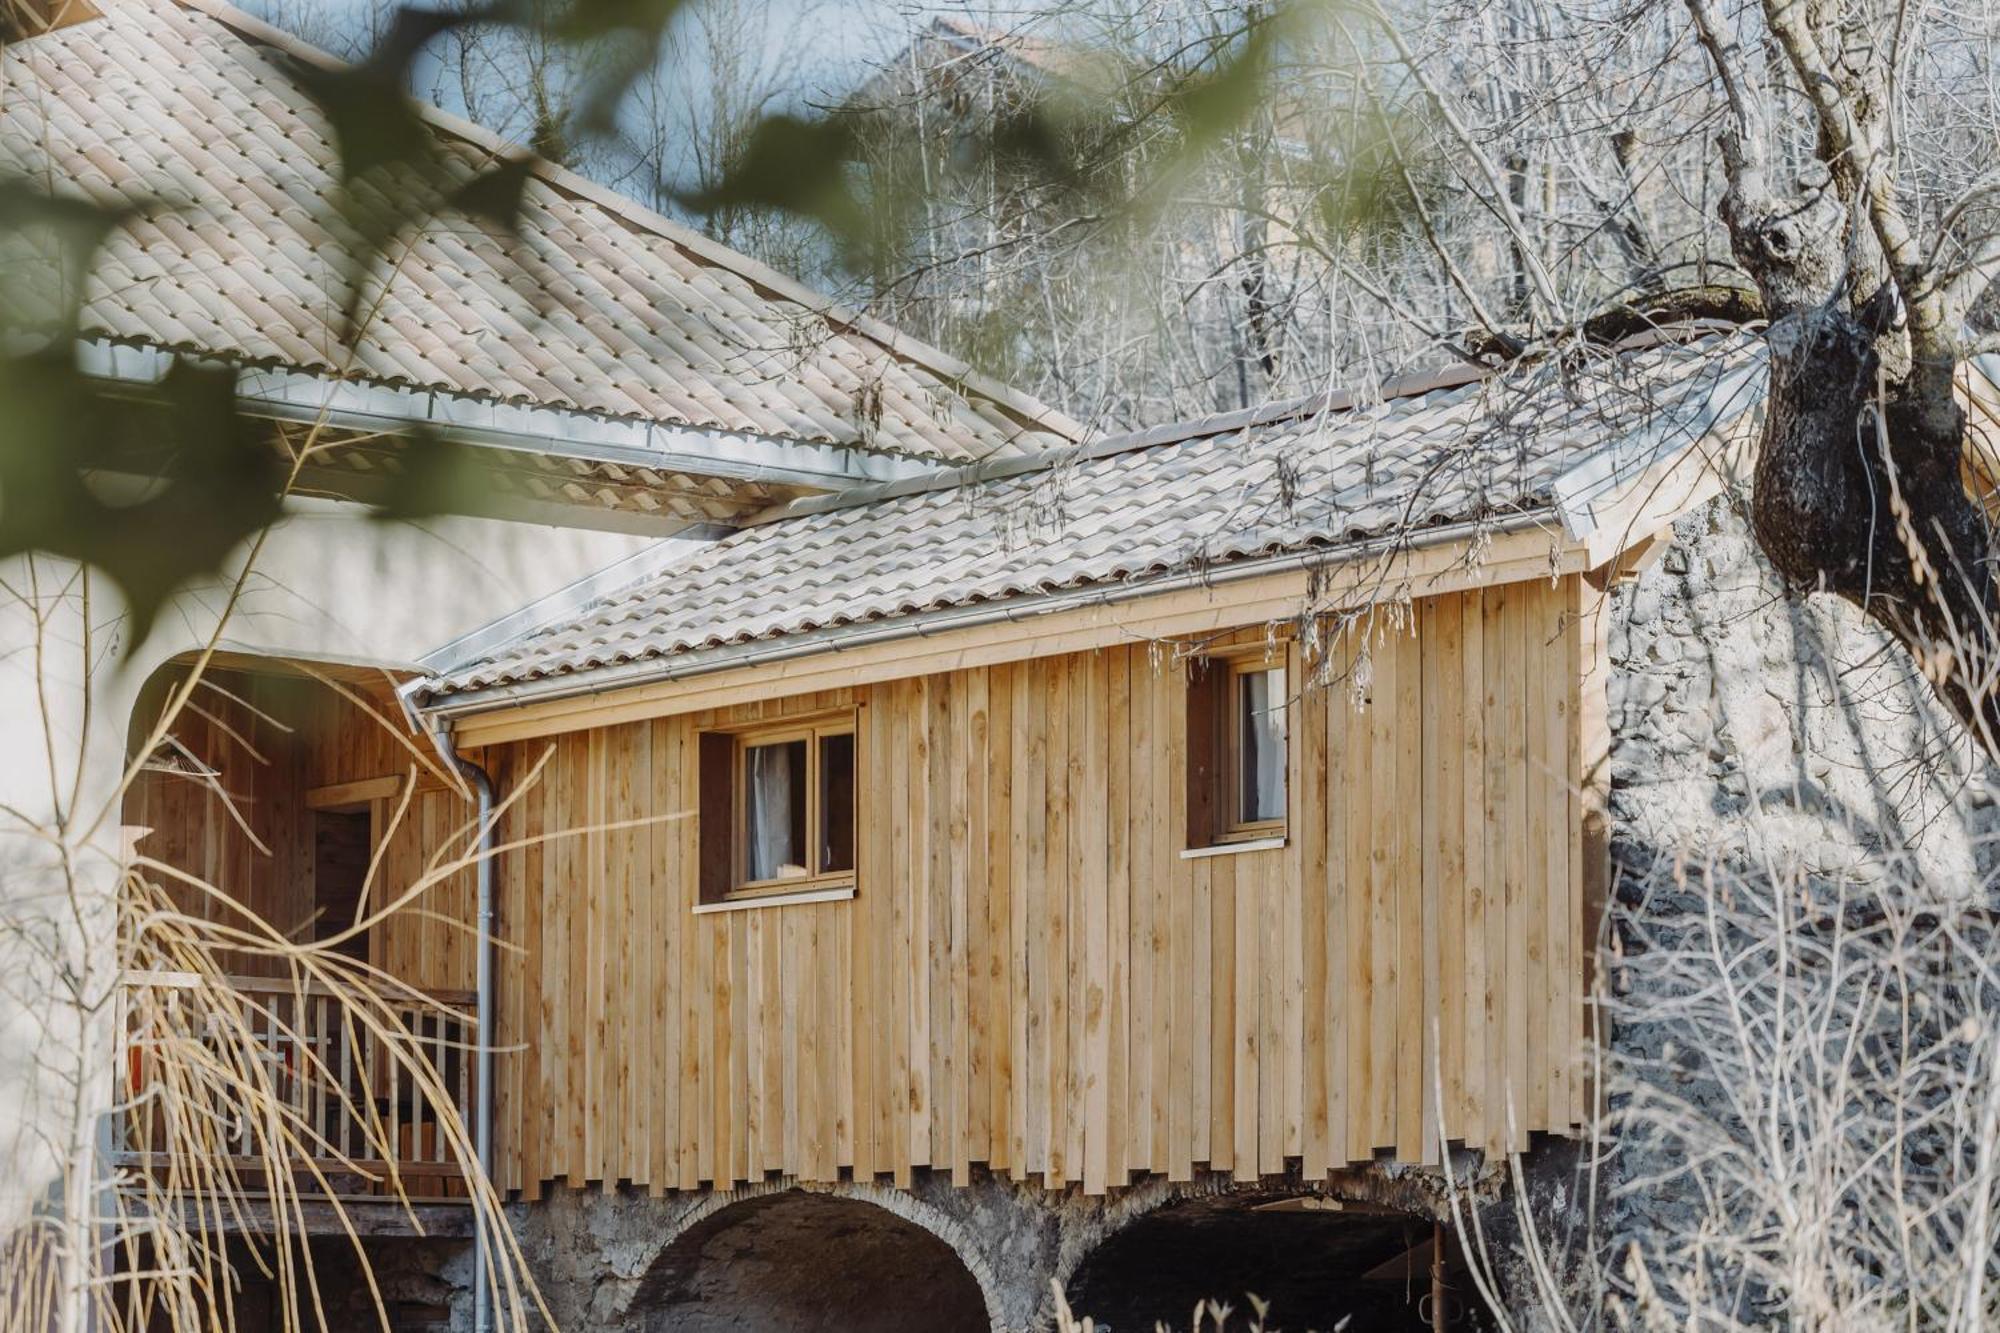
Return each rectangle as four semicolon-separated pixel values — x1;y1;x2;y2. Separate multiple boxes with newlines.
0;0;1080;462
424;333;1765;702
926;16;1097;81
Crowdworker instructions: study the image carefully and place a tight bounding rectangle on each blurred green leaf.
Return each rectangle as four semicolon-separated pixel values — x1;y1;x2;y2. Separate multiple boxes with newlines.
550;0;687;136
0;178;128;246
0;167;500;650
293;8;462;181
450;155;537;235
367;432;480;522
1159;18;1282;157
676;116;878;268
548;0;684;41
0;353;285;650
568;35;659;140
0;177;137;337
291;6;505;338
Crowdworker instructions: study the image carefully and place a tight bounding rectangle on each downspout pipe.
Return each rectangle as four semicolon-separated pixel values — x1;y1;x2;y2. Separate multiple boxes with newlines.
451;751;498;1333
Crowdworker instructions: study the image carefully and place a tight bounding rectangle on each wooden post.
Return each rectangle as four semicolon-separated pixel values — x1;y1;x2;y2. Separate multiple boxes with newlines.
1431;1221;1454;1329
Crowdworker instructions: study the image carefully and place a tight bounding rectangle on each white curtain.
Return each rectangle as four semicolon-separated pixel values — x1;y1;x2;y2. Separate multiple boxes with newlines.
746;744;800;880
1243;668;1286;822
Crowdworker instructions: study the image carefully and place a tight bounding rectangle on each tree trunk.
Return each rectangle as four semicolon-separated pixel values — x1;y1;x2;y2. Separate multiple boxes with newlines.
1750;304;2000;750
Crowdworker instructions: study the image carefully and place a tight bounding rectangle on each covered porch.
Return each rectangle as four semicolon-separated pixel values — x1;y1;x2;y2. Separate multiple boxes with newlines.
117;654;491;1211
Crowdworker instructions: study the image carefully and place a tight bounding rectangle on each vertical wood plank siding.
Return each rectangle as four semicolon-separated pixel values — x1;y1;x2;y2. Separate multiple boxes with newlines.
476;575;1599;1196
125;668;477;989
124;670;313;977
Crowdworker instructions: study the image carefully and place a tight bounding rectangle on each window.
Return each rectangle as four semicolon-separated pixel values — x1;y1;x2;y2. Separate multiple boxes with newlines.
699;715;856;902
1186;653;1289;847
1229;661;1287;832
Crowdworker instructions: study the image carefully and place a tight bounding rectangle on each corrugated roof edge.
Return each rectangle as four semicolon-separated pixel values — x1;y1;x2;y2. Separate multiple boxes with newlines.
167;0;1093;457
747;321;1746;528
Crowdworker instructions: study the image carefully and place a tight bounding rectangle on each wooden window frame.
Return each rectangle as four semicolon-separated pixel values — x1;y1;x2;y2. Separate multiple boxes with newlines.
1217;657;1288;843
1187;648;1290;850
707;712;857;904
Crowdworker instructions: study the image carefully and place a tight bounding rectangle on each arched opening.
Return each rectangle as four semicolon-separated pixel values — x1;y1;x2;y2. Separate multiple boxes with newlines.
632;1191;992;1332
1065;1196;1479;1332
120;651;436;982
118;652;483;1199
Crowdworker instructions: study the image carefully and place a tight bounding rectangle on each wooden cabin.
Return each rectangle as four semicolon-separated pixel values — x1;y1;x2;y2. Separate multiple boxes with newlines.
120;343;1755;1211
420;336;1749;1201
462;566;1602;1199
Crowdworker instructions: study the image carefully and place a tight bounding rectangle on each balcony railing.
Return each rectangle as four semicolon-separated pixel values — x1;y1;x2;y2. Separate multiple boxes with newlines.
118;971;477;1201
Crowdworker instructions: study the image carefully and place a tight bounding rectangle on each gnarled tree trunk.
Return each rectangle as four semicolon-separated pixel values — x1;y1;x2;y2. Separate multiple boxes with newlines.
1685;0;2000;756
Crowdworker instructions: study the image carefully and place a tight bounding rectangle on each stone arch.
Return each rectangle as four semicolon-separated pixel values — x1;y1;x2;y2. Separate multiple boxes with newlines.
624;1181;1005;1333
1051;1171;1466;1333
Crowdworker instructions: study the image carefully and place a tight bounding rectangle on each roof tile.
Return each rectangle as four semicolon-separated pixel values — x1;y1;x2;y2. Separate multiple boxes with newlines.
427;335;1764;700
0;0;1082;463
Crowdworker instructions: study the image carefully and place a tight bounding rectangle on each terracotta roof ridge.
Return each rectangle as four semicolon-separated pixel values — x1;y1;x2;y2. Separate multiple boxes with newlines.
167;0;1091;454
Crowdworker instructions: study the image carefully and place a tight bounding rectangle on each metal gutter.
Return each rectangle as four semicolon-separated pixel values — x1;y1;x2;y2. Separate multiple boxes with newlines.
388;674;502;1330
286;460;745;539
76;338;944;492
418;506;1567;723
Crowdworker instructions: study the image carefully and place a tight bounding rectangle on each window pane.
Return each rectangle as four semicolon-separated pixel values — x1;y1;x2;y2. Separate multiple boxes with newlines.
1237;667;1286;824
744;738;808;881
820;731;855;874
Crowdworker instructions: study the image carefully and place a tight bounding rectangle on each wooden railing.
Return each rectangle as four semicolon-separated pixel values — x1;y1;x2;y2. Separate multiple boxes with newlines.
118;971;478;1200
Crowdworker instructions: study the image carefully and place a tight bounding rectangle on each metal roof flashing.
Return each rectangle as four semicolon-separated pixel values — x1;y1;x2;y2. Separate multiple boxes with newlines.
418;535;720;676
1550;353;1768;542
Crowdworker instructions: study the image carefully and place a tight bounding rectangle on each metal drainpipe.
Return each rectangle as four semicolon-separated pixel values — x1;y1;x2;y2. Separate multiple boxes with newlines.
451;750;498;1333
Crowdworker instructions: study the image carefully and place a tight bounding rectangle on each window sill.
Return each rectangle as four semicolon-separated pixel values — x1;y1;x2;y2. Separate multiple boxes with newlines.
694;883;856;914
1180;835;1287;860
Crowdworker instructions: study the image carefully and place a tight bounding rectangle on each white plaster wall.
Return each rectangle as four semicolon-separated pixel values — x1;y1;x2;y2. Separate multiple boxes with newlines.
0;500;650;1232
142;499;655;669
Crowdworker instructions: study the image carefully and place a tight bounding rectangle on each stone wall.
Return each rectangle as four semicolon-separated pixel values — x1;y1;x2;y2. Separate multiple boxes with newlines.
502;1163;1492;1333
1597;495;1999;1321
1607;497;1992;890
219;1235;473;1333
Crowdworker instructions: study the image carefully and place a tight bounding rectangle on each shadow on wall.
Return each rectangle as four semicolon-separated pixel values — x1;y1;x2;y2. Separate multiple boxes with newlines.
1063;1199;1461;1332
1594;499;2000;1326
630;1191;992;1332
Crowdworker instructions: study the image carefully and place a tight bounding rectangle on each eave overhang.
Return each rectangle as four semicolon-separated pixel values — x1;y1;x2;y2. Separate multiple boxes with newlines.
79;338;946;536
417;506;1581;748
